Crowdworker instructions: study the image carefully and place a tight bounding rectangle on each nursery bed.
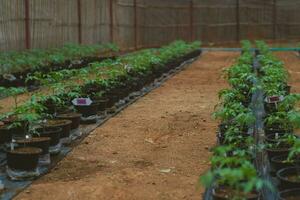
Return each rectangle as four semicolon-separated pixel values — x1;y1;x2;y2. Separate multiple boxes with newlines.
203;50;300;200
11;52;239;200
0;49;201;199
202;48;300;52
254;51;300;200
0;55;115;88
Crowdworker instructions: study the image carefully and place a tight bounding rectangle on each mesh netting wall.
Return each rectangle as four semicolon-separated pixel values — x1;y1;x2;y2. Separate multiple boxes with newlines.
0;0;300;52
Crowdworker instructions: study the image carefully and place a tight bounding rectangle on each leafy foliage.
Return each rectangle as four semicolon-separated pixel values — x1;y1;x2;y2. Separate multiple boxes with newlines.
0;43;119;75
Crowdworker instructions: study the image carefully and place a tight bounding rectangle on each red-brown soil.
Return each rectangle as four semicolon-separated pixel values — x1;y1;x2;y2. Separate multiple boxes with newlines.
275;52;300;93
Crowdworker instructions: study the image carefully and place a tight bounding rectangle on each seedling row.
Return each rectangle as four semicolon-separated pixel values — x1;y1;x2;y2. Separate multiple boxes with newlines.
201;41;300;200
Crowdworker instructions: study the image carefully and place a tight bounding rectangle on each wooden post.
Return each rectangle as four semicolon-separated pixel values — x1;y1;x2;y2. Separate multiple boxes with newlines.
189;0;194;41
24;0;30;49
109;0;114;43
133;0;138;49
77;0;82;44
273;0;277;40
236;0;240;42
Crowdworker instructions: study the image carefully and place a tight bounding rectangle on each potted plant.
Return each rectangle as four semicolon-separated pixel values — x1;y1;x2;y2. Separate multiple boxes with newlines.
277;167;300;190
76;79;107;116
0;87;30;140
211;145;254;169
213;103;255;144
271;139;300;173
7;96;53;164
27;71;70;115
278;188;300;200
265;134;297;160
7;147;42;172
264;111;300;136
55;88;82;129
201;162;270;200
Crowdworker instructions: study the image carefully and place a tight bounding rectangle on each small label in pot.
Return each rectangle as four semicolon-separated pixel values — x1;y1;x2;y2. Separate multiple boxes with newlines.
72;98;93;106
265;95;284;103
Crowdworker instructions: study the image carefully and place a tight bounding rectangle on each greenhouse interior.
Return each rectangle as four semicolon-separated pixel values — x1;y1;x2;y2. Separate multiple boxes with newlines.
0;0;300;199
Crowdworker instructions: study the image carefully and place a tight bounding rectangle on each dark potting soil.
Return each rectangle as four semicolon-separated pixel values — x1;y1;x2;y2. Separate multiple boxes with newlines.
16;137;50;143
285;196;300;200
34;127;61;146
9;147;42;155
213;187;258;200
57;113;81;118
287;175;300;183
46;120;71;127
57;113;81;129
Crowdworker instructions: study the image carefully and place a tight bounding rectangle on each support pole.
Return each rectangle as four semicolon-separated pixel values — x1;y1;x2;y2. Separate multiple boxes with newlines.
273;0;277;40
133;0;138;49
24;0;30;49
77;0;82;44
189;0;194;41
109;0;114;43
236;0;240;42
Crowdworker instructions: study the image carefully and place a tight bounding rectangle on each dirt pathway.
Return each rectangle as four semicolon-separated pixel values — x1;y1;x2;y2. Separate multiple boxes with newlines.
15;52;239;200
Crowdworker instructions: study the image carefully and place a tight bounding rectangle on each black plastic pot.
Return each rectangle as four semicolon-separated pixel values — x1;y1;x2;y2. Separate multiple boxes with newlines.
217;123;230;145
93;98;109;112
0;125;13;144
217;132;225;145
75;102;99;118
16;137;51;155
277;167;300;190
41;100;71;115
264;102;279;114
42;101;57;115
7;147;42;171
106;95;120;108
219;123;230;135
0;119;28;140
265;133;293;144
56;113;82;129
266;147;290;160
264;127;293;136
271;155;295;173
279;188;300;200
284;85;292;95
35;127;62;146
212;187;259;200
44;119;72;138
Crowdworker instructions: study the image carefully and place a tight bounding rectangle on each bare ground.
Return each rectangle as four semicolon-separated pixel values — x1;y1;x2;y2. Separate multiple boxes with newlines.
274;52;300;93
15;52;239;200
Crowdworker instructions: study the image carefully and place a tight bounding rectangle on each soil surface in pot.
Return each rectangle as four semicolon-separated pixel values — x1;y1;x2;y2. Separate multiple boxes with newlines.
35;127;61;146
9;147;42;155
57;113;81;129
58;113;81;117
282;196;300;200
45;119;71;138
287;175;300;182
16;137;50;144
16;137;51;154
279;188;300;200
46;119;71;127
213;187;258;200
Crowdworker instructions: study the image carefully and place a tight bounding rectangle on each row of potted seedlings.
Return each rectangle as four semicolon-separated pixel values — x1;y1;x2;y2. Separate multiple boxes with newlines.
256;41;300;199
201;41;273;200
0;40;201;180
0;43;119;87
